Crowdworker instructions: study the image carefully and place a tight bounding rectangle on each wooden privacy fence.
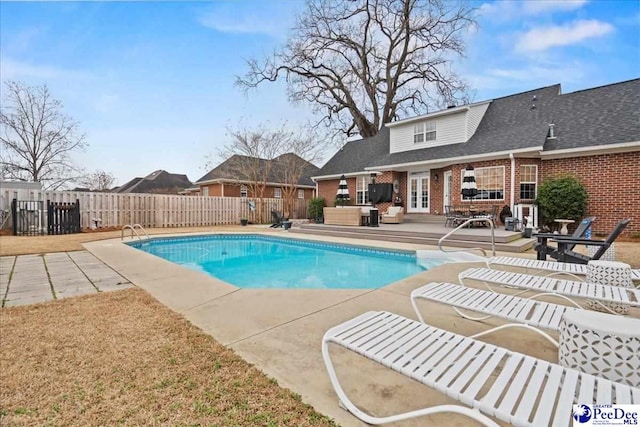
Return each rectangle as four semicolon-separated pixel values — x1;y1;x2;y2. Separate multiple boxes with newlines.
0;188;309;230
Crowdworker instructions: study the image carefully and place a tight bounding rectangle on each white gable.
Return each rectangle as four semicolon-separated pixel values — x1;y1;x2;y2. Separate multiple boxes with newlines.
387;101;490;154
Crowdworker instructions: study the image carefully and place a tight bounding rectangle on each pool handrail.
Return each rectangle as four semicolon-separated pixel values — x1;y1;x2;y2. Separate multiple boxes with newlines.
438;218;495;257
121;224;150;241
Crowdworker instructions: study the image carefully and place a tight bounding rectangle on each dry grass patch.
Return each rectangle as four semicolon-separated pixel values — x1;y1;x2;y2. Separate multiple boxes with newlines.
0;288;337;426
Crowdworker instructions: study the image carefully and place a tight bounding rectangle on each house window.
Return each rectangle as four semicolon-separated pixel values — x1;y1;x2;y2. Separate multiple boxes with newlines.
298;189;304;199
356;176;369;205
413;121;436;143
462;166;505;201
274;187;282;198
240;185;248;198
202;186;209;197
519;165;537;200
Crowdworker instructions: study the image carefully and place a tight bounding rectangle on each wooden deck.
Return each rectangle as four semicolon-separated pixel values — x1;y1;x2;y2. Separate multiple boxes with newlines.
291;214;535;253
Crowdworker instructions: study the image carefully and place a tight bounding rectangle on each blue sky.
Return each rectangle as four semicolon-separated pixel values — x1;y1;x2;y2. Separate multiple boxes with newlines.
1;0;638;186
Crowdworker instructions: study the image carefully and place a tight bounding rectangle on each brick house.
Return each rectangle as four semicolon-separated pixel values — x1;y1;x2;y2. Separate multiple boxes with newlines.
313;79;640;236
195;153;318;200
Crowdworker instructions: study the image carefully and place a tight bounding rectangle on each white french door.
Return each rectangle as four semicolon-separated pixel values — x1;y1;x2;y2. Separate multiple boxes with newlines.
407;172;430;213
443;170;452;212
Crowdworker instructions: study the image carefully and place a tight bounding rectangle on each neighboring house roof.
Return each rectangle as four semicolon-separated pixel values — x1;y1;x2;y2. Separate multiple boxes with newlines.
196;153;320;187
314;78;640;177
114;170;192;194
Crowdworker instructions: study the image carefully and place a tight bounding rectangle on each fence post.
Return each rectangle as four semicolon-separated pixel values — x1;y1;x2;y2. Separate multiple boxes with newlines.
75;199;81;232
11;199;17;236
46;200;52;235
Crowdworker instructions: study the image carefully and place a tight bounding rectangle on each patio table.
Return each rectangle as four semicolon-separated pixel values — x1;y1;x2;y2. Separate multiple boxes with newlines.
559;309;640;387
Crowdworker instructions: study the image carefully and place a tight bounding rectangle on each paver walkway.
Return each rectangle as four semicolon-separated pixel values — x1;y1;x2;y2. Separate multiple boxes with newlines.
0;251;133;307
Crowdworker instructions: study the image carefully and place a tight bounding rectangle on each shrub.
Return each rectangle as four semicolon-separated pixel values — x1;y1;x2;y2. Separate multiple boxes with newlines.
535;176;588;229
308;197;325;219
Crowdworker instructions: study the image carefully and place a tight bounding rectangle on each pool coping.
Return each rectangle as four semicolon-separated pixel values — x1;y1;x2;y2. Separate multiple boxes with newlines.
126;232;426;290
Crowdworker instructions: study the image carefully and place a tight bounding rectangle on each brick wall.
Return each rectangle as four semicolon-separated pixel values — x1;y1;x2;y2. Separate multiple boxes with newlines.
314;151;638;236
199;183;315;200
540;152;639;237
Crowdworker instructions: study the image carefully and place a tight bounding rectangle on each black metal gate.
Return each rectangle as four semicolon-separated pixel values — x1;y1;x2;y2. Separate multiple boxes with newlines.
11;199;46;236
47;199;81;235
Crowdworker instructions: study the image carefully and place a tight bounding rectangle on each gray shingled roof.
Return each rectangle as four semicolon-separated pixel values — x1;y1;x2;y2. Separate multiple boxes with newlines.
367;84;560;168
114;170;192;194
315;127;390;176
196;154;319;186
544;78;640;151
315;79;639;176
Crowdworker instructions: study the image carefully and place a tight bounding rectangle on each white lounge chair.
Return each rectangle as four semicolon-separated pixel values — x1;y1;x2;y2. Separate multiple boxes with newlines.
323;311;640;426
410;282;581;347
487;256;640;284
460;267;640;314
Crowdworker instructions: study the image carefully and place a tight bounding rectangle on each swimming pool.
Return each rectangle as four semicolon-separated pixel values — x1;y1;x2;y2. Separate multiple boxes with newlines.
129;234;439;289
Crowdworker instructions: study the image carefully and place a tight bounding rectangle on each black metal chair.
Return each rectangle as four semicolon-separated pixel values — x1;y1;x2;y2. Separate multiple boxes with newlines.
444;205;456;227
552;218;631;264
534;216;596;260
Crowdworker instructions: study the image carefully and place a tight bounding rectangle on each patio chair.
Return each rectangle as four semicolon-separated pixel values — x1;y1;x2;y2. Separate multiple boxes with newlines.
534;216;596;260
444;205;456;227
269;210;285;228
551;218;630;264
323;311;639;426
486;256;640;284
472;205;498;227
411;282;578;347
380;206;404;224
459;267;640;314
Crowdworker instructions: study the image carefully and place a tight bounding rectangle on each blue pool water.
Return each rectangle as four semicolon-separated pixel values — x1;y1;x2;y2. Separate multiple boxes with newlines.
129;234;437;289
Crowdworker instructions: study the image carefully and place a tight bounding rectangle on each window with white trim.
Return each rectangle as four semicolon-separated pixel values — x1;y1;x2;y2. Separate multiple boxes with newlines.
202;186;209;197
461;166;505;201
355;176;369;205
274;187;281;198
297;189;304;199
519;165;537;200
413;121;436;143
240;185;248;198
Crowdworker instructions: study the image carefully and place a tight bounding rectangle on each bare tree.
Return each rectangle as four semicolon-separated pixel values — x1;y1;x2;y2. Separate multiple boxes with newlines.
237;0;476;138
0;81;87;189
211;123;323;221
271;131;322;218
79;169;117;191
216;124;289;200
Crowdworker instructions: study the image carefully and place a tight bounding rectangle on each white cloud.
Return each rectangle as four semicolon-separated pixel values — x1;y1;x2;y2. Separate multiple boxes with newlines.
522;0;588;15
0;57;91;81
479;0;588;22
516;19;614;52
464;61;590;97
94;94;120;113
197;6;285;37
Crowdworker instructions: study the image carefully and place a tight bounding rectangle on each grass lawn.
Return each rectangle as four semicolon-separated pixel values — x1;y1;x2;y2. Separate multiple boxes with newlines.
0;288;337;426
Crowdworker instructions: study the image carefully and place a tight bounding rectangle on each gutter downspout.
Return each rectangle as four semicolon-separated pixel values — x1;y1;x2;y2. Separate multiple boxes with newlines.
509;153;515;211
221;183;225;197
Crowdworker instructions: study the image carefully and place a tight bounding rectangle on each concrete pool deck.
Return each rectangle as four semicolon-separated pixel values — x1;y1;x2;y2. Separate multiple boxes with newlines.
74;228;565;426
